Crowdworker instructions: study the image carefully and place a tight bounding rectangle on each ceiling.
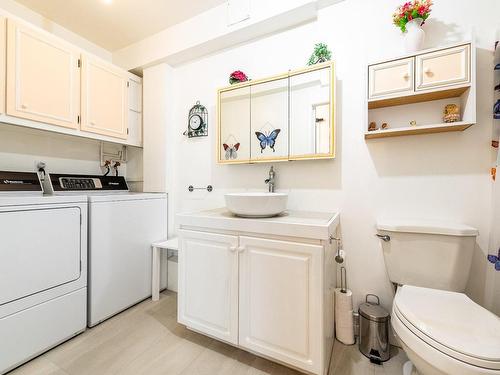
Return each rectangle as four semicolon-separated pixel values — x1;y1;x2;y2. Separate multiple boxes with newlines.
14;0;227;51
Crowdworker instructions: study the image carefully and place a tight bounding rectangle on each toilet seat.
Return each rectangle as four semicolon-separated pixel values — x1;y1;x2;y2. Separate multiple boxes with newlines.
393;285;500;372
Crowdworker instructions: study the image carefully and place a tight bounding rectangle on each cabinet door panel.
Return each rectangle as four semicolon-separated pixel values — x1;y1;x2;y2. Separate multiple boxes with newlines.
218;86;251;163
127;76;142;145
6;19;80;128
178;230;239;345
81;56;128;139
289;66;332;158
239;236;323;374
368;57;414;99
416;44;470;91
250;77;289;161
0;17;6;114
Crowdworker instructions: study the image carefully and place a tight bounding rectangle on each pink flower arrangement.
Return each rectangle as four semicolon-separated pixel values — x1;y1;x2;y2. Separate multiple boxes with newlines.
229;70;249;85
393;0;433;32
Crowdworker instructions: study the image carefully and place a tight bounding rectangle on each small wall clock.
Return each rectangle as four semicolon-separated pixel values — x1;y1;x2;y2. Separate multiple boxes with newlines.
184;101;208;138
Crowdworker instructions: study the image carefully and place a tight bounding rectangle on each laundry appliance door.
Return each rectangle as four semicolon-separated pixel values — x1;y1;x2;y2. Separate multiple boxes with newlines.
0;206;82;305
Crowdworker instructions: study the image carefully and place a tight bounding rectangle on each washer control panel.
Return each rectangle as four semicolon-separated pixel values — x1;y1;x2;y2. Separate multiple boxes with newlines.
59;177;102;190
49;174;129;192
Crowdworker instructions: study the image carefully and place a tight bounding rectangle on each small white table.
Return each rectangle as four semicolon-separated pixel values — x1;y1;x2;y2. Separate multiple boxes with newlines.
151;237;179;301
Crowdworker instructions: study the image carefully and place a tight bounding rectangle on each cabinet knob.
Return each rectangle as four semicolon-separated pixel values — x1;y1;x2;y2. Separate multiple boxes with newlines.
424;68;432;75
403;73;410;80
90;121;96;126
229;246;237;252
21;104;28;109
237;246;245;253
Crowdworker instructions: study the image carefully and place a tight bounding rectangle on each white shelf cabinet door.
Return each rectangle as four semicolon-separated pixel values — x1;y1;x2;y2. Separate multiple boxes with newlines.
127;76;142;146
238;236;323;375
0;17;6;114
6;19;80;129
178;230;239;345
368;57;414;99
81;56;128;139
415;44;470;91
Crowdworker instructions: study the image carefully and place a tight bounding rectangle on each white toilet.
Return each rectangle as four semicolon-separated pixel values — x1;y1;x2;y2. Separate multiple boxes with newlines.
377;220;500;375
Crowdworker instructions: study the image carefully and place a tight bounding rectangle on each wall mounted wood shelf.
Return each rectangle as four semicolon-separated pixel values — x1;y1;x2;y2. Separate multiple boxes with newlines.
364;121;473;139
368;85;470;109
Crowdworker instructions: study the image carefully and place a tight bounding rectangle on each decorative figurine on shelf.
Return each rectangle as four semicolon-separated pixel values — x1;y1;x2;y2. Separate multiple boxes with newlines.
184;101;208;138
229;70;249;85
381;122;389;130
368;122;378;131
443;104;461;123
307;43;332;65
410;120;417;127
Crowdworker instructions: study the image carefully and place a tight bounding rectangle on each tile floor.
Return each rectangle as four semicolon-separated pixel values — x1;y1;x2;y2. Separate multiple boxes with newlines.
10;291;408;375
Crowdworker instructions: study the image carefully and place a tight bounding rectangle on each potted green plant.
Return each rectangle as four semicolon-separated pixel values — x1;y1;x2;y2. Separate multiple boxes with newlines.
307;43;332;66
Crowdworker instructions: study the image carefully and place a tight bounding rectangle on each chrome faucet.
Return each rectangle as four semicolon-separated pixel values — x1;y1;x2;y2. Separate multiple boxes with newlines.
265;166;275;193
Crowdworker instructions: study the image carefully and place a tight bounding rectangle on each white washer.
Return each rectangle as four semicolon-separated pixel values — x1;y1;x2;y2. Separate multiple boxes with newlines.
48;174;168;327
0;171;87;374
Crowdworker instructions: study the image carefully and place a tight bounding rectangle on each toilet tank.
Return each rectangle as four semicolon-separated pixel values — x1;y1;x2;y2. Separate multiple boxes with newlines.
377;220;478;292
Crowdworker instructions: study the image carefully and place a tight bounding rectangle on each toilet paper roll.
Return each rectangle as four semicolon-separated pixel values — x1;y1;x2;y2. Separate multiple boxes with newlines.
335;288;355;345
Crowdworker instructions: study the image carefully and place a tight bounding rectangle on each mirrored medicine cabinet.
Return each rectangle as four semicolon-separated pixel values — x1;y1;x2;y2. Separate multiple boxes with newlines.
217;61;335;164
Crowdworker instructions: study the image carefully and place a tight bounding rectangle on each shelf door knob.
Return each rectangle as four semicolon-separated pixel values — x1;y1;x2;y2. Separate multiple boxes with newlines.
403;73;410;80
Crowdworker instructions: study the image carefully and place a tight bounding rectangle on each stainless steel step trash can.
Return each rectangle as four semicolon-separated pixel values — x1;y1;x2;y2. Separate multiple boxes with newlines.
358;294;390;364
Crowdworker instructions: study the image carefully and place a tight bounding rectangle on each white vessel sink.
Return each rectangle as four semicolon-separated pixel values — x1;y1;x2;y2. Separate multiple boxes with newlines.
225;192;288;218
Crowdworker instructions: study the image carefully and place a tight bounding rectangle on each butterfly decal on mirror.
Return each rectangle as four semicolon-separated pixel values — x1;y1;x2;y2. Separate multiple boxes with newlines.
223;143;240;160
255;129;281;153
487;249;500;271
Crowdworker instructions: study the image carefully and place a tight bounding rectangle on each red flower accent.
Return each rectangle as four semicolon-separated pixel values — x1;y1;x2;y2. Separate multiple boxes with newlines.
230;70;248;82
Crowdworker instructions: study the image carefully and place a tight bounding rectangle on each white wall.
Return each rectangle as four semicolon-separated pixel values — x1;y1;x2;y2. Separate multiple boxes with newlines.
0;0;111;61
144;0;500;314
0;126;107;174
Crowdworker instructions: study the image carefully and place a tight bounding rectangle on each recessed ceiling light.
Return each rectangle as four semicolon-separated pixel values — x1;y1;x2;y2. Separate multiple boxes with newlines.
103;0;112;4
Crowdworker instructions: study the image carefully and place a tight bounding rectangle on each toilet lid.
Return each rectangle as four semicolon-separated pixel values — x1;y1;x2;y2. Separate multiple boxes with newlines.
395;285;500;367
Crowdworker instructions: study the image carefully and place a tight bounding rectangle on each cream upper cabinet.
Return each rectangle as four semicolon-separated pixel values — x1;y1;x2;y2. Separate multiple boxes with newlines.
368;57;414;99
81;56;128;139
127;75;142;146
415;44;470;91
6;19;80;129
238;236;323;375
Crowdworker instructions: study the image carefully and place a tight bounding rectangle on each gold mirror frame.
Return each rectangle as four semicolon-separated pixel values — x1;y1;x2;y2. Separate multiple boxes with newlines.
217;61;335;164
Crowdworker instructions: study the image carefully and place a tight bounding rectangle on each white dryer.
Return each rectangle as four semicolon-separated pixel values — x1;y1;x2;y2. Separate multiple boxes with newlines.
0;171;87;374
48;174;168;327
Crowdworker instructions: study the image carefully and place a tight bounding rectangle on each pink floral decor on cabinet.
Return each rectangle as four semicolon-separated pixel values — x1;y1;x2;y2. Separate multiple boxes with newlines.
229;70;249;85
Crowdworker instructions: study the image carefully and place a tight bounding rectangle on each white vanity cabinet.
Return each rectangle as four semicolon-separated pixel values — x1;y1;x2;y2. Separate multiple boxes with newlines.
177;209;339;375
178;230;239;345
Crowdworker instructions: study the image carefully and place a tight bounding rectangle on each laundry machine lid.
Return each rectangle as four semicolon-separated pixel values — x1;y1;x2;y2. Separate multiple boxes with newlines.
395;285;500;365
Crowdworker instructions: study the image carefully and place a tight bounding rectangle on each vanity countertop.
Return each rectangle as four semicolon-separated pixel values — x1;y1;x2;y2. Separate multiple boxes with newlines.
177;208;339;240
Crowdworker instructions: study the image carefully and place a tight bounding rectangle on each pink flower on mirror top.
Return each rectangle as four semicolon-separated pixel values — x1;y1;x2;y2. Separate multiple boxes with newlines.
230;70;248;82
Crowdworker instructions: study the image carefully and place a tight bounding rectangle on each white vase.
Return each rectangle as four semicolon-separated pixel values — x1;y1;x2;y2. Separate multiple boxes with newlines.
404;18;425;52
